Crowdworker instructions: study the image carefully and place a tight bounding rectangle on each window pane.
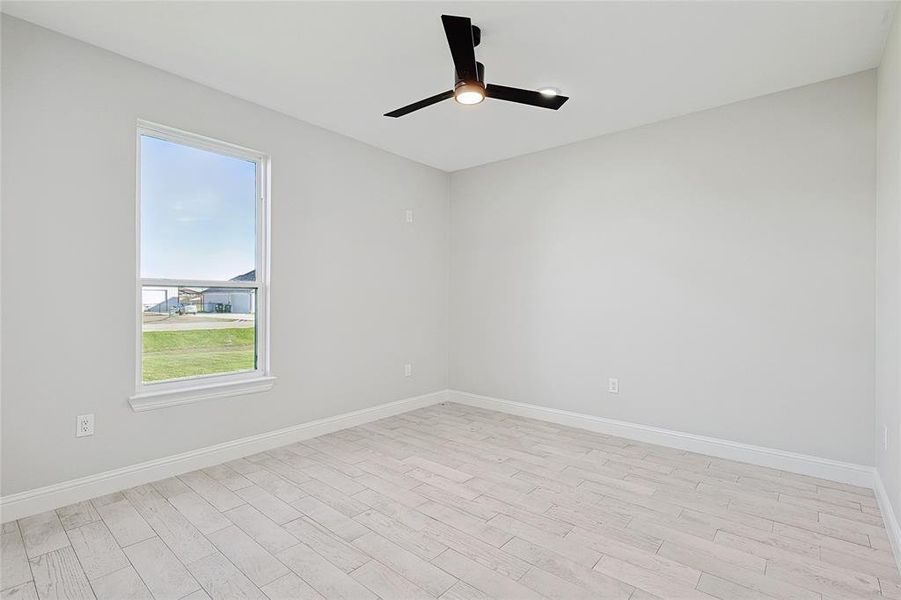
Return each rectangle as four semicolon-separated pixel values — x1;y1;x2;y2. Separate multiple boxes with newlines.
140;134;256;281
142;286;257;383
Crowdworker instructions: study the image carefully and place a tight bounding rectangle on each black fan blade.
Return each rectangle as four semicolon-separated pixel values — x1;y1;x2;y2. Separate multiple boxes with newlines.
441;15;478;82
384;90;454;118
486;84;569;110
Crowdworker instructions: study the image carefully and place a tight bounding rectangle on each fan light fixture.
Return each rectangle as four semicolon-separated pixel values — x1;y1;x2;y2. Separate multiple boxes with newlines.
383;15;570;118
455;82;485;105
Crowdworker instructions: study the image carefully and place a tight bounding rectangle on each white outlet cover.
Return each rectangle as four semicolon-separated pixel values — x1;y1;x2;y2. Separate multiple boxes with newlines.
608;378;619;394
76;414;94;437
405;209;414;223
404;363;412;377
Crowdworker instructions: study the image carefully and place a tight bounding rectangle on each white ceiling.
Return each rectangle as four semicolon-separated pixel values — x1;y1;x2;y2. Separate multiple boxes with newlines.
3;1;896;172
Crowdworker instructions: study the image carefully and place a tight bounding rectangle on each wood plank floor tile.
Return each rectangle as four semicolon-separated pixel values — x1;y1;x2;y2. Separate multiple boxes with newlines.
629;518;767;572
352;531;458;597
123;485;216;564
89;566;153;600
0;581;38;600
167;491;233;535
403;457;474;483
66;521;129;580
297;479;370;517
432;549;547;600
420;519;532;581
1;522;19;535
301;465;365;497
501;536;633;599
224;505;299;555
29;546;93;600
416;500;511;547
354;509;446;560
518;565;597;599
282;516;370;573
260;573;325;600
712;529;819;563
292;496;369;541
151;477;192;499
696;573;773;600
765;554;882;598
92;498;155;548
179;471;245;512
243;471;307;505
350;559;434;600
56;502;100;531
437;581;492;600
488;514;600;567
124;537;200;599
1;528;33;592
18;511;69;559
276;542;378;600
592;553;707;600
235;486;302;525
205;525;289;587
186;551;266;599
657;540;819;600
819;546;901;581
203;464;254;491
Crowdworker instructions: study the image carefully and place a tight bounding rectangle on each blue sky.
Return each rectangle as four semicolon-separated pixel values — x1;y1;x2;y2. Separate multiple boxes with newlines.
141;135;256;281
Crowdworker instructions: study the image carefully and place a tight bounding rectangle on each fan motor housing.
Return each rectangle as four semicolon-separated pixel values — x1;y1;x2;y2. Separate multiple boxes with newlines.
456;61;485;88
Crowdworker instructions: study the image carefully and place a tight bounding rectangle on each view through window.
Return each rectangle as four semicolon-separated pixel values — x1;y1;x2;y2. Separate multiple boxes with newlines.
138;127;266;386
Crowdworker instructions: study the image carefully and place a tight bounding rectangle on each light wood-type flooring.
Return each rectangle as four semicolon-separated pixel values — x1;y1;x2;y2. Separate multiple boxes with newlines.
1;402;897;599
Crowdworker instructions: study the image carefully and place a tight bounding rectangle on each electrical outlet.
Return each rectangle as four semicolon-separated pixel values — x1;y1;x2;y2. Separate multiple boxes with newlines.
608;378;619;394
404;363;413;377
884;425;889;451
405;209;414;224
76;414;94;437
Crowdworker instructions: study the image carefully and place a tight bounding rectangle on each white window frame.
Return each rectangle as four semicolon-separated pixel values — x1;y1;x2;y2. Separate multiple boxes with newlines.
130;120;273;411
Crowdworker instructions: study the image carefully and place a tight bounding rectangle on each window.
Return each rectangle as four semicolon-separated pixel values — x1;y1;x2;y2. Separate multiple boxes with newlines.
132;121;272;410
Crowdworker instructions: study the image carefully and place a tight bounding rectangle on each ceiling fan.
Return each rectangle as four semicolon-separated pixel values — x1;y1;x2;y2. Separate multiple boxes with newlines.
384;15;569;118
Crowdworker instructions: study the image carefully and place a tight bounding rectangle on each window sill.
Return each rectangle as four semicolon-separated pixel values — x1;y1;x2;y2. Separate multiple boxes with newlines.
129;376;276;412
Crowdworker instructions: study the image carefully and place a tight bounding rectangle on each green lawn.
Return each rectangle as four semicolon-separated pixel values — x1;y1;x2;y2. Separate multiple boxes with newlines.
143;327;255;382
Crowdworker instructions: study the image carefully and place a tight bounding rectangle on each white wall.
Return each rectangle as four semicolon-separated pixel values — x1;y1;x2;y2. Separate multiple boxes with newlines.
0;17;449;496
876;8;901;519
0;14;887;500
449;72;876;465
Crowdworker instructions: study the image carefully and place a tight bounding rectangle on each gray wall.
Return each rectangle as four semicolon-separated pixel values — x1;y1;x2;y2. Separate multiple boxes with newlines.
1;17;450;495
1;15;887;498
876;9;901;519
449;72;876;465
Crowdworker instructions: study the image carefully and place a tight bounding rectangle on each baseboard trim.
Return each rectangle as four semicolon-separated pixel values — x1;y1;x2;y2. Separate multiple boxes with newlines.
0;390;447;523
448;390;875;488
875;471;901;575
0;388;879;523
